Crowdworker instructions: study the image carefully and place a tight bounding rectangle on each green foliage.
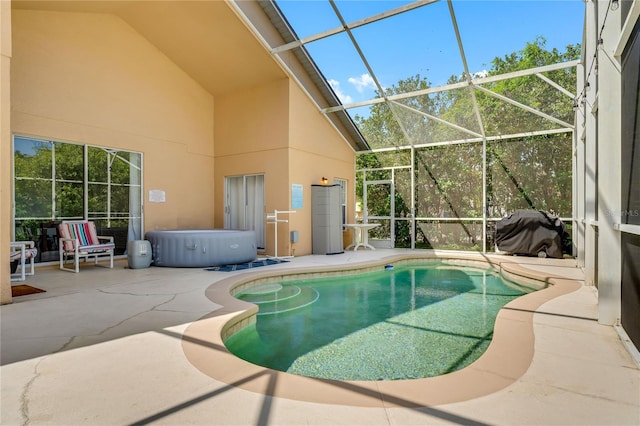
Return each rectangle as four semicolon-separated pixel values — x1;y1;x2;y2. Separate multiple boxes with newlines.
355;38;579;249
487;133;573;217
490;37;580;73
13;139;140;259
481;37;580;134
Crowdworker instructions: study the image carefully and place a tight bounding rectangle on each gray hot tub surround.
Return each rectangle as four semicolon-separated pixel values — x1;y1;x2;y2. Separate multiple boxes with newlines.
145;229;257;267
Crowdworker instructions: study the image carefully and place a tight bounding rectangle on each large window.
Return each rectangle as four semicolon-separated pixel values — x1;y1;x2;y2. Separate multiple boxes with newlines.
13;136;143;262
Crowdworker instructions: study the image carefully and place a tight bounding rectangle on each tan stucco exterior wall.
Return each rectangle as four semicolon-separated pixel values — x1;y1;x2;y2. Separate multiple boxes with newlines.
1;1;12;304
214;79;355;257
288;80;356;254
214;78;290;255
3;3;357;303
10;9;216;234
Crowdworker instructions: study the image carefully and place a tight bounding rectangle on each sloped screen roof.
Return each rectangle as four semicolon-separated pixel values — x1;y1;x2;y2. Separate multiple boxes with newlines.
259;0;583;152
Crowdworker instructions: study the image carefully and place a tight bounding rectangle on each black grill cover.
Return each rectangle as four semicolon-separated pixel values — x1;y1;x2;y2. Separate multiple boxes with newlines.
495;210;570;258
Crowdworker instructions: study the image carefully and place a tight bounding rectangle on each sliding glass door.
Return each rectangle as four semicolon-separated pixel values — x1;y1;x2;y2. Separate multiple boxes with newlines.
13;135;143;262
225;174;265;251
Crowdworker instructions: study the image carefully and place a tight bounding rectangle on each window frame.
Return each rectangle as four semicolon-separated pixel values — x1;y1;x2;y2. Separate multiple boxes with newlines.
12;134;144;261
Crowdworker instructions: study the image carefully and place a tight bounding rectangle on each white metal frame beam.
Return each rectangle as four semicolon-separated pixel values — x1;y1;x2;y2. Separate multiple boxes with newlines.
272;0;439;54
264;0;580;253
322;61;579;114
363;127;573;153
390;100;484;138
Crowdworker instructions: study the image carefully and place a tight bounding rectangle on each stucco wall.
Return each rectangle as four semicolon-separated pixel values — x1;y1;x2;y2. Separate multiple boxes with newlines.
214;79;290;255
214;78;355;257
6;5;357;294
1;1;12;304
10;9;216;233
288;80;356;254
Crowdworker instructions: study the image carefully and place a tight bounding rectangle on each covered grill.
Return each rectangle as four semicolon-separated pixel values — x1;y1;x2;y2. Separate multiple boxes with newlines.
495;210;571;258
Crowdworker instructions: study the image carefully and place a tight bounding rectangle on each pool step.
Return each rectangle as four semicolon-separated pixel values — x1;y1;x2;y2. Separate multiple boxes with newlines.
237;284;319;315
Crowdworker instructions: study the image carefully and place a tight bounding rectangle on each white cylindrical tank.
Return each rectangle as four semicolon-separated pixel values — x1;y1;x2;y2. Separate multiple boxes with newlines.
127;240;152;269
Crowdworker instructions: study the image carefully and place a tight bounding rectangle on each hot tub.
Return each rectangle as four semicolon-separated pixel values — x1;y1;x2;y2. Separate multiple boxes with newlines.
145;229;257;267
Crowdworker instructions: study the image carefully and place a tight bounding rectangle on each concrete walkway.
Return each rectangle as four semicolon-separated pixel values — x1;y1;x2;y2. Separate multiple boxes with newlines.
1;250;638;425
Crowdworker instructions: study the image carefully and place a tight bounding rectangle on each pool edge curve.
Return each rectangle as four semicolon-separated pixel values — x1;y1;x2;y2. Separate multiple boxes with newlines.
181;252;581;408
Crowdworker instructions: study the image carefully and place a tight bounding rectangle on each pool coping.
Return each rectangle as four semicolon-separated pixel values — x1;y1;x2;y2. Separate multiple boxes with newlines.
182;252;581;407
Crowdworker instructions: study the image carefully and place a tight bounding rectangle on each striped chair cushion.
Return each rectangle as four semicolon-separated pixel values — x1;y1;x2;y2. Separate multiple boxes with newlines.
77;243;115;254
59;221;104;252
10;247;38;261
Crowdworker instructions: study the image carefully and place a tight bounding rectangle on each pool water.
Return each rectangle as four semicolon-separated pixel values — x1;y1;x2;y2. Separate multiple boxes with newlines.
225;262;536;381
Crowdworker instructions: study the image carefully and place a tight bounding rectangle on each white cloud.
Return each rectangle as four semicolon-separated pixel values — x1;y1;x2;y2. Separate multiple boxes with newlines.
456;70;488;81
458;70;489;81
328;79;353;104
472;70;489;79
348;74;375;93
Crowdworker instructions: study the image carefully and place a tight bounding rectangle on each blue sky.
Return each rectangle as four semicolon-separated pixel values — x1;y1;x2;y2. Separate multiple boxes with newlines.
276;0;585;104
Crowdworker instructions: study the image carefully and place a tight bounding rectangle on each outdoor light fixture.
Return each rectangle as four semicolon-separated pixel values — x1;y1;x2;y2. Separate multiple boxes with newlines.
321;177;328;185
610;0;619;11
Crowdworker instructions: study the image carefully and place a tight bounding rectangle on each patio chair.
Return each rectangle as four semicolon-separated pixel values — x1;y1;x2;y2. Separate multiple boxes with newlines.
58;221;115;273
10;241;38;282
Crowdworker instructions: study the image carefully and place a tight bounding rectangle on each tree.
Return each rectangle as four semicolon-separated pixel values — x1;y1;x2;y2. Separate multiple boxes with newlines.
13;138;139;255
355;38;579;249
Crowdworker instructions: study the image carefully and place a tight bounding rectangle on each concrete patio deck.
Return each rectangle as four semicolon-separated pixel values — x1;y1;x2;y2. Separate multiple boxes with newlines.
1;249;639;425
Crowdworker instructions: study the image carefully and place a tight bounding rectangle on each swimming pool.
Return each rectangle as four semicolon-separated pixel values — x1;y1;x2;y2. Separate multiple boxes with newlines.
225;262;538;381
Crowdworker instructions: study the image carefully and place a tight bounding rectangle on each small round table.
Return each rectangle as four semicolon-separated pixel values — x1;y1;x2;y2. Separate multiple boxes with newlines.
344;223;380;251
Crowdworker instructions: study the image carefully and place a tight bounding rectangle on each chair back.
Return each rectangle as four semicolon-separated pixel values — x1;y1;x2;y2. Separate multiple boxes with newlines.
58;221;101;251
